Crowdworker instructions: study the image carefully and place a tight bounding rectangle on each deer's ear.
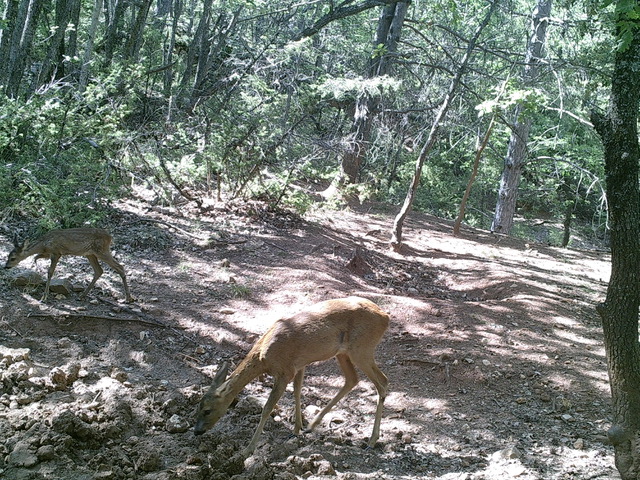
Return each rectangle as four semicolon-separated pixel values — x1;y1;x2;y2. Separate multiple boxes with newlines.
211;362;229;388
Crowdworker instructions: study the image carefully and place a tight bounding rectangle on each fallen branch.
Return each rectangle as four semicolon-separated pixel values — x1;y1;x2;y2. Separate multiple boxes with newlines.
28;312;167;328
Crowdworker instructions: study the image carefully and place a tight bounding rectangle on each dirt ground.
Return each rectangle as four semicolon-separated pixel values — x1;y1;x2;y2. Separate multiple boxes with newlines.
0;199;617;479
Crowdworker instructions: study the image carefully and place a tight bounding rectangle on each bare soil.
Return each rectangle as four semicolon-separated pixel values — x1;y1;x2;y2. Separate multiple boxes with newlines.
0;200;617;479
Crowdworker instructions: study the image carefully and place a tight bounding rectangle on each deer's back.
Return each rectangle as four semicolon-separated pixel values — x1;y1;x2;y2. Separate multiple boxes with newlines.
39;228;112;256
257;297;389;373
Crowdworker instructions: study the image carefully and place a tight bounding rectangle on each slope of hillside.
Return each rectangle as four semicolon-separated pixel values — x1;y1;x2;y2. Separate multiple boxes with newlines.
0;201;615;479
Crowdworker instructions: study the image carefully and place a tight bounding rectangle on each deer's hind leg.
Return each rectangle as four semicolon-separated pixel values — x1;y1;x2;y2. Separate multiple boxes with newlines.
349;351;388;447
306;353;359;433
100;252;133;302
293;367;305;434
80;254;104;299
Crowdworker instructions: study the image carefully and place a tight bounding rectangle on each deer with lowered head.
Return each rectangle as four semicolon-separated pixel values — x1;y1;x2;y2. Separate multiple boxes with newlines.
4;227;133;302
194;296;389;457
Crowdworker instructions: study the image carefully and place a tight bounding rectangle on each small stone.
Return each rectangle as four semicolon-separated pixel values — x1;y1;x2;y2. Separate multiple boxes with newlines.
50;367;68;389
166;414;190;433
8;441;39;467
316;459;336;475
574;438;585;449
491;445;521;461
111;370;128;383
0;346;31;363
10;270;43;287
49;278;73;295
36;445;55;461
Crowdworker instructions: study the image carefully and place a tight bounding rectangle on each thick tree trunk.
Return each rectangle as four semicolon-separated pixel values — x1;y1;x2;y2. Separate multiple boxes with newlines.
339;0;408;184
4;0;43;97
491;0;551;234
103;0;127;67
591;10;640;479
79;0;104;92
0;0;20;85
37;0;80;86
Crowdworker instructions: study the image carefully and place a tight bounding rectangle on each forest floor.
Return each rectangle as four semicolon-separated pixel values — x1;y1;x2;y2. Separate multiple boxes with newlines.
0;198;617;480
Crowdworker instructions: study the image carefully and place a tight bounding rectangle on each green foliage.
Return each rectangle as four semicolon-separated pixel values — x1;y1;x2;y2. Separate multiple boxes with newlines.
314;76;402;103
0;0;615;248
0;78;132;227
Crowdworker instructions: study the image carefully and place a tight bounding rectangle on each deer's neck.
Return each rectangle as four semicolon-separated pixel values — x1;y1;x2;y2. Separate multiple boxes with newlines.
221;352;267;400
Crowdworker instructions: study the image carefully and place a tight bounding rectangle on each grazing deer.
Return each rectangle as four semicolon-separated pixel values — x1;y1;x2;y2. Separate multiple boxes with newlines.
194;296;389;456
4;228;133;302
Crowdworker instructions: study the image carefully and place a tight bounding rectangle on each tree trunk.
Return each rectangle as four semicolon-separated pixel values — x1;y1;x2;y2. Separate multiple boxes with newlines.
124;0;153;62
339;0;408;184
37;0;79;87
79;0;104;92
103;0;127;67
390;0;497;250
491;0;551;234
591;8;640;479
0;0;20;85
453;115;495;236
5;0;43;98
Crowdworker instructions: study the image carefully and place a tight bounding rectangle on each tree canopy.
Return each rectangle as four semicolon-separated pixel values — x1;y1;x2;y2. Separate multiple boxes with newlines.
0;0;611;247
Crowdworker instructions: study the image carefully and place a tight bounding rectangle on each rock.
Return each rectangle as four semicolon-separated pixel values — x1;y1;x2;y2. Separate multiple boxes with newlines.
0;346;31;364
316;459;336;475
51;410;97;441
111;369;128;383
36;444;55;461
8;440;39;468
9;270;43;287
166;414;190;433
2;361;31;383
49;278;74;295
137;449;163;472
304;405;321;419
401;433;413;444
49;363;81;390
574;438;585;449
491;445;521;461
49;368;68;389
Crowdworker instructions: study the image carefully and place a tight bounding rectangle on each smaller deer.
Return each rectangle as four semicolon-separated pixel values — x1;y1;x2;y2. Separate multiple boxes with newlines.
4;228;133;302
194;296;389;457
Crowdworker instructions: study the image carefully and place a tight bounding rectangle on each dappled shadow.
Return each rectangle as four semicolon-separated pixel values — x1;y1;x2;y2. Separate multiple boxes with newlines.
0;202;616;479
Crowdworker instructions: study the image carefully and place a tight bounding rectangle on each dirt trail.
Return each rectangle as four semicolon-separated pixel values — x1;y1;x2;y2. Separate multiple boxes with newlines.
0;201;616;479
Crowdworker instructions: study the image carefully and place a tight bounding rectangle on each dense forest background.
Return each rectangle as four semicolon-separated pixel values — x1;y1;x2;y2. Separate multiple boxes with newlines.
0;0;612;247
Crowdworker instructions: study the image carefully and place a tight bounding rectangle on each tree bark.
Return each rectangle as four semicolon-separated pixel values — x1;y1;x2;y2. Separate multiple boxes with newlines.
491;0;551;234
4;0;43;97
37;0;80;87
79;0;104;92
390;0;497;250
339;0;408;185
0;0;20;85
453;115;495;236
591;6;640;478
124;0;153;62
